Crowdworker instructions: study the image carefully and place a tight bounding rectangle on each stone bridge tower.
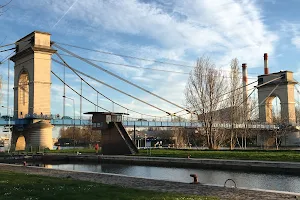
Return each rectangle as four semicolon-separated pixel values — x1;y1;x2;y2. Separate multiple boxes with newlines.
258;71;297;124
10;31;56;150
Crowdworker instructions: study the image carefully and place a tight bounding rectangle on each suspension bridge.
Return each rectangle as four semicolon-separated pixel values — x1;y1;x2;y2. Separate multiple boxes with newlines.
1;31;300;153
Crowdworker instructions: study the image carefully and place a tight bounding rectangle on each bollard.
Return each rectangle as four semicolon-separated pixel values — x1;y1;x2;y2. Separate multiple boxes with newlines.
190;174;199;184
23;161;27;166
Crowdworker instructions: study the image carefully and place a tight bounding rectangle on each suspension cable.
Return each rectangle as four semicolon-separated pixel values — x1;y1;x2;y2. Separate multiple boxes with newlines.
0;43;14;48
58;53;256;79
51;71;110;112
177;76;284;117
53;54;163;118
52;59;173;115
52;43;191;113
54;41;195;68
247;83;281;116
0;50;15;64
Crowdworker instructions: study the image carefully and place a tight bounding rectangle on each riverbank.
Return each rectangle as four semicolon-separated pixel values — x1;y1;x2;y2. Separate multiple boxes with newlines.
0;169;214;200
0;163;298;200
137;149;300;162
4;148;300;162
2;154;300;175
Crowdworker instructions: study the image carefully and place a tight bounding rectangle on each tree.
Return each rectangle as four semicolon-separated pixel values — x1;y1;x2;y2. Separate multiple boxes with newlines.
59;125;101;146
228;58;243;150
185;56;227;149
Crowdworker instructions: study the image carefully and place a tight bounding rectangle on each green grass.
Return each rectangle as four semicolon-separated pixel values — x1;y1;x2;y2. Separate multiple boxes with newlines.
137;149;300;162
0;171;217;200
44;148;96;154
5;147;300;162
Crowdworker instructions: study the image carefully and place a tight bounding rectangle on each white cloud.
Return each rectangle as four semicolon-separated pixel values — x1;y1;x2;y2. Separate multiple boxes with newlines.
280;21;300;49
1;0;279;118
292;36;300;49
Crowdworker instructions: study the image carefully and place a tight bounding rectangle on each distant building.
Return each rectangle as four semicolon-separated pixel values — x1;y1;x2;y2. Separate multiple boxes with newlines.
197;106;243;122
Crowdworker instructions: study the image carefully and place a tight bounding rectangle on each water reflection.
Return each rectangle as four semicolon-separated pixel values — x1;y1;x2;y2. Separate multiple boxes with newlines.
48;163;300;193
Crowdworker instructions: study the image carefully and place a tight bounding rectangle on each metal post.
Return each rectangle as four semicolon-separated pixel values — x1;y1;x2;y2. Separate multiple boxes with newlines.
133;124;136;145
97;92;99;112
2;106;12;152
73;98;75;151
63;63;66;125
7;61;9;118
63;96;75;152
80;80;82;125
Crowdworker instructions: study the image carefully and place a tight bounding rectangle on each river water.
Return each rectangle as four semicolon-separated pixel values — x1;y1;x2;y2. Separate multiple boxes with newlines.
40;163;300;193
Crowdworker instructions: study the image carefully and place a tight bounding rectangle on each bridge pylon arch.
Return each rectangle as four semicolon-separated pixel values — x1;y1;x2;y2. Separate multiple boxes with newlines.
258;71;297;124
10;31;56;150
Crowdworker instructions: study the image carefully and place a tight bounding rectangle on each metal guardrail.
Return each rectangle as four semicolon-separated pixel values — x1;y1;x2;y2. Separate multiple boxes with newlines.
0;118;288;129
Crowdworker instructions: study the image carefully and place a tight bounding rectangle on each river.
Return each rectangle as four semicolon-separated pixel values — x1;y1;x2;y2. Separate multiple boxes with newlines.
37;163;300;193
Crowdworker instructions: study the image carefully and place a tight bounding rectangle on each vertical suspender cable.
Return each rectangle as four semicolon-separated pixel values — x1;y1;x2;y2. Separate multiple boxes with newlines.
97;92;99;112
80;79;82;125
63;62;66;125
52;44;191;114
7;60;10;117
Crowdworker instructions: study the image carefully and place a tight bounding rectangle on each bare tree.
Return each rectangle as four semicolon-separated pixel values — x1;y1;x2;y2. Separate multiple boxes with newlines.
59;125;101;145
185;56;227;149
228;58;243;150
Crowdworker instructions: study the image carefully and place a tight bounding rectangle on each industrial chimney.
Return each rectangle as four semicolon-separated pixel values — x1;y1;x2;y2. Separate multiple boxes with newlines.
242;63;249;120
264;53;269;75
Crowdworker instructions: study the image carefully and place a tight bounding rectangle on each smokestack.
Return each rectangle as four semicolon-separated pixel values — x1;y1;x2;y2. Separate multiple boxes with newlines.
264;53;269;75
242;63;249;120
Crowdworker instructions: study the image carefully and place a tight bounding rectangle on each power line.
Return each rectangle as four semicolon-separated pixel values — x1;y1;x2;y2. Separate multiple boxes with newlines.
53;54;163;118
51;70;111;112
53;44;191;114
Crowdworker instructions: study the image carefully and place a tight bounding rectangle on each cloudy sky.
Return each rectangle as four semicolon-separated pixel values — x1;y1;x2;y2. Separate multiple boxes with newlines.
1;0;300;125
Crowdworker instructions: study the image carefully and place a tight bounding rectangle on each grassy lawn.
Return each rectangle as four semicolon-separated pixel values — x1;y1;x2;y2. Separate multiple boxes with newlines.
4;148;300;162
0;171;217;200
137;149;300;162
45;148;96;154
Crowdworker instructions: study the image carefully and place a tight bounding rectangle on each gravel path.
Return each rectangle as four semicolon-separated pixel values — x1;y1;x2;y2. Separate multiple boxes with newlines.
0;163;299;200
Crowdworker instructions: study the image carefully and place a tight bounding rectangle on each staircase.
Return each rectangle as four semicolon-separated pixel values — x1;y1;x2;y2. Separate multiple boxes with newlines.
114;122;138;154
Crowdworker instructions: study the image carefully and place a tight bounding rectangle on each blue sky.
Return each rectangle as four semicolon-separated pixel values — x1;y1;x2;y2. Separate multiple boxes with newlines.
1;0;300;124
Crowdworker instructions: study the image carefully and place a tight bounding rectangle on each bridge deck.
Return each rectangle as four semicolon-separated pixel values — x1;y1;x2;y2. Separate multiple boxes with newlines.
0;119;284;129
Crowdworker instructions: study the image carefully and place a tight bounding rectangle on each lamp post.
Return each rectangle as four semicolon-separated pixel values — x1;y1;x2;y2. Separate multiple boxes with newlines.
1;105;12;152
62;96;75;151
